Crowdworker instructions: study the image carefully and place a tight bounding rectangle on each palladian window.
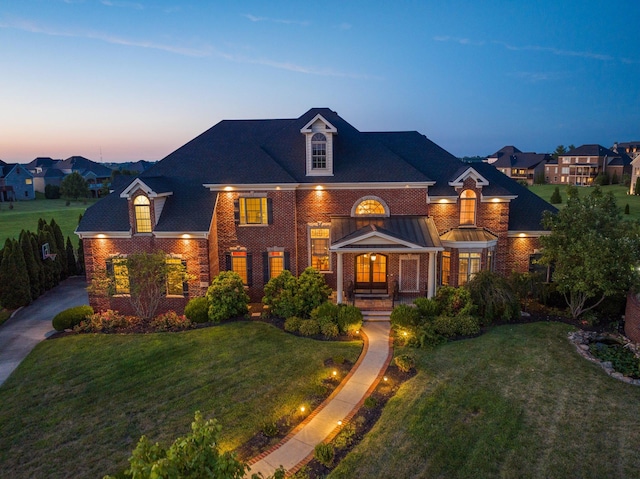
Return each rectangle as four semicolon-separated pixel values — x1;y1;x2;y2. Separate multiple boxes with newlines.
459;190;476;226
353;197;389;217
134;195;152;233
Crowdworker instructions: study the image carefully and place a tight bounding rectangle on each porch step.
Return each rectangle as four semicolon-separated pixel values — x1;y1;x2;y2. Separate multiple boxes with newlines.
361;310;391;322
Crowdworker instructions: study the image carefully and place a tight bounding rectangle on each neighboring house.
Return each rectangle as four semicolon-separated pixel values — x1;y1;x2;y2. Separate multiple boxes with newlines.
619;142;640;194
545;144;632;186
32;168;66;194
77;108;556;316
486;146;551;185
0;160;35;201
55;156;113;197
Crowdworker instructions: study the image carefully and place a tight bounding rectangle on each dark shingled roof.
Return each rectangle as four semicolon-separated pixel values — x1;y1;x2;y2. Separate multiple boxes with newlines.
331;216;441;248
56;156;113;178
78;108;556;234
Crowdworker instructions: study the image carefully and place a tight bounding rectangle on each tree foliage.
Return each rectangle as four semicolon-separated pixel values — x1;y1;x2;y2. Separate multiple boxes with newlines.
0;238;31;309
206;271;249;322
539;186;640;319
60;171;90;200
262;267;332;319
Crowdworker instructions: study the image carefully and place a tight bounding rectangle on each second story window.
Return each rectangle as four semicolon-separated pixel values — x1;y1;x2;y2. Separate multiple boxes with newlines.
311;133;327;169
459;189;476;226
237;197;272;225
134;195;152;233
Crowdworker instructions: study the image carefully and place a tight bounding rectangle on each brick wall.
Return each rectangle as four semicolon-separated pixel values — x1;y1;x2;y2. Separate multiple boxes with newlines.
625;292;640;343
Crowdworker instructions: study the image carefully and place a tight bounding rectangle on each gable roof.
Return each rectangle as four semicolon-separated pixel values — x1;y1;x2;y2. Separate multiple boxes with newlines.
56;156;113;178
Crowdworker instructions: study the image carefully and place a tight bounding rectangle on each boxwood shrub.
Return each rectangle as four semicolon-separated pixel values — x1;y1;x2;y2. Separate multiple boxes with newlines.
298;319;320;337
184;296;209;323
284;316;302;332
337;304;363;334
52;305;94;331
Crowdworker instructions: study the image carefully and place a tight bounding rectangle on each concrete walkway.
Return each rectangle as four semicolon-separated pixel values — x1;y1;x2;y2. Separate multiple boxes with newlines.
0;276;89;386
247;318;392;478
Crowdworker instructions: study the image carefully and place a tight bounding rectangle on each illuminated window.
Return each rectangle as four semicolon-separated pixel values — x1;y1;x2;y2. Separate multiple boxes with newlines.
311;133;327;169
309;227;330;271
106;257;130;295
238;197;270;225
134;195;152;233
441;250;451;286
25;178;33;185
458;252;481;285
227;251;252;285
355;199;386;216
166;258;186;296
269;251;284;279
459;190;476;226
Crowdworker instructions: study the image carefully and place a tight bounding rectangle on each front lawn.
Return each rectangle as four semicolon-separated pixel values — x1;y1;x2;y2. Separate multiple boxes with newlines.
0;197;96;245
530;184;640;220
330;322;640;479
0;322;361;479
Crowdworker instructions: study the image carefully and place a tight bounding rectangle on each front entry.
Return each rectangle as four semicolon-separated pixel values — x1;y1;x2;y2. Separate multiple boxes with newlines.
355;253;387;294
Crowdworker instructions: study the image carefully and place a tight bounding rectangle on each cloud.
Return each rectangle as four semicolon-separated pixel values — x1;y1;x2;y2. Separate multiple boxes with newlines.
335;22;352;31
509;71;566;83
0;18;210;57
100;0;144;10
243;14;309;26
433;35;485;46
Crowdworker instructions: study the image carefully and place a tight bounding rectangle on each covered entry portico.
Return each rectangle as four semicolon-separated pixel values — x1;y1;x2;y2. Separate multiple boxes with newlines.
330;216;443;304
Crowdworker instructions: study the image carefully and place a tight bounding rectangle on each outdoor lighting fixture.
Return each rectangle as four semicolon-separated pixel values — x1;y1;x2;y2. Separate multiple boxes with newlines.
332;370;338;377
300;406;306;413
97;233;106;239
181;234;191;239
403;331;408;336
370;253;377;261
383;376;388;382
519;233;526;238
224;186;233;191
315;185;324;191
439;199;448;204
356;330;360;334
337;420;342;426
492;198;500;203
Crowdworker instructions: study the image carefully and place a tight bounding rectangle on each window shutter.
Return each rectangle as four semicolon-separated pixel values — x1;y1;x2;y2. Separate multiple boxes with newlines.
105;259;114;277
233;199;240;224
181;260;189;297
284;252;290;271
225;253;231;271
267;198;273;225
263;252;269;283
247;253;253;286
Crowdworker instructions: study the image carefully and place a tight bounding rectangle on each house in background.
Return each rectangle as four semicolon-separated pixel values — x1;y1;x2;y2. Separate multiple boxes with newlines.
0;160;35;201
545;144;632;186
77;108;556;316
486;146;551;185
620;142;640;194
25;155;114;197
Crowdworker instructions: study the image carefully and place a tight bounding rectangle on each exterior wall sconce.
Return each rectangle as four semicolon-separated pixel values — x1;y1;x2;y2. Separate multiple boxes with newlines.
370;253;377;261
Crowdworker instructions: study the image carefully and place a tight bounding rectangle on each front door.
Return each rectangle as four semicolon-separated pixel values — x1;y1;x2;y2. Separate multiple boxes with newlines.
355;253;387;293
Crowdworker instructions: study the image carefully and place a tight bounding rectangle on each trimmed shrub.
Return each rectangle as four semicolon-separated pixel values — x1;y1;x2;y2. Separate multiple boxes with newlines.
435;286;475;317
390;304;420;329
337;304;363;334
314;442;335;467
184;296;209;323
263;270;298;318
465;270;520;324
433;314;480;337
320;320;339;339
413;297;440;320
150;311;192;332
206;271;249;322
52;305;94;331
298;319;320;337
75;309;133;333
394;353;416;373
550;186;562;204
311;301;339;323
333;422;356;450
284;316;302;332
416;323;446;348
296;267;332;318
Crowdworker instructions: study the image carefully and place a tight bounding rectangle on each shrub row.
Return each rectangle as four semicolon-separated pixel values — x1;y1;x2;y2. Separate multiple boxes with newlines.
284;302;363;338
52;305;94;331
73;309;193;333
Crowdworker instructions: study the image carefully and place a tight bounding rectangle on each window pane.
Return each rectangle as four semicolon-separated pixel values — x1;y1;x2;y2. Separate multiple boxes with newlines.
355;199;385;216
240;197;267;224
312;133;327;169
371;255;386;283
232;255;248;284
113;259;130;294
441;251;450;286
310;227;330;271
269;254;284;279
166;258;184;296
459;190;476;226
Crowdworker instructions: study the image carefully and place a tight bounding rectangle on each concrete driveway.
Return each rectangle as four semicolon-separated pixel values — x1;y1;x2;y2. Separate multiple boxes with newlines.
0;276;89;386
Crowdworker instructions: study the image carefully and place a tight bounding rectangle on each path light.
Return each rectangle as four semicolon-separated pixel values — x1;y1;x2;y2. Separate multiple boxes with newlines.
332;370;338;377
403;331;408;337
300;406;306;413
383;376;388;382
337;420;342;426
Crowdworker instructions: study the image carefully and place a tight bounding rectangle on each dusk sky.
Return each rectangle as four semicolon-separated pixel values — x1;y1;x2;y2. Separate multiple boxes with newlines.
1;1;639;163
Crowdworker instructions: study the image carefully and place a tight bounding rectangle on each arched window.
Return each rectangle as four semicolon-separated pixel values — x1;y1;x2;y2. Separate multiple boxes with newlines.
134;195;152;233
459;190;476;226
353;197;389;217
311;133;327;169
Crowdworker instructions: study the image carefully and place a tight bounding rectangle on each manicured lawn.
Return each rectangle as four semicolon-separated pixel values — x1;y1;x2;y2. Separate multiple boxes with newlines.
330;322;640;479
0;322;361;479
0;198;97;245
530;184;640;221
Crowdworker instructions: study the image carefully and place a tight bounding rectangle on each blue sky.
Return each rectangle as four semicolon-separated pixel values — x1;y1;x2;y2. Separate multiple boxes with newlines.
1;0;639;162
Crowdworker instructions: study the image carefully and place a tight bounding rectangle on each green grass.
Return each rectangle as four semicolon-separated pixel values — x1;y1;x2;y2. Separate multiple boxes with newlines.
0;322;361;479
329;322;640;479
530;184;640;221
0;197;97;246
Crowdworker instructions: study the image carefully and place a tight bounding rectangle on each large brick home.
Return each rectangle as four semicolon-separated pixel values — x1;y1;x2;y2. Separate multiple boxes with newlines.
76;108;555;315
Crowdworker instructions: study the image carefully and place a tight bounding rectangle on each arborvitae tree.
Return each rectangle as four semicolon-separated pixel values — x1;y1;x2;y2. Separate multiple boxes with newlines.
76;238;85;276
49;218;68;279
38;228;58;289
625;203;630;215
37;217;46;231
612;170;619;185
30;233;46;294
65;236;78;276
20;230;41;300
0;239;32;309
550;186;562;204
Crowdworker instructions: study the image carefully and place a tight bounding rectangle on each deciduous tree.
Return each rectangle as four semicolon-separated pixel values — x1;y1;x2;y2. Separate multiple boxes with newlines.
60;171;89;200
539;186;640;319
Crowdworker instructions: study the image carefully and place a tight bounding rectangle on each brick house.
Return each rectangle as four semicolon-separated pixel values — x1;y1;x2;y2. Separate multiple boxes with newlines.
486;146;552;185
76;108;556;315
545;144;632;186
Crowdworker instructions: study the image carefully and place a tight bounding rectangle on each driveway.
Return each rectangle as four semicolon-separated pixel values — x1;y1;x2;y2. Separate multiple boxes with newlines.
0;276;89;386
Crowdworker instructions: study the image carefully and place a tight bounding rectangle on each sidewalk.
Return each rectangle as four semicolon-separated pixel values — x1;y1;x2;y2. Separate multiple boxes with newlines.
247;319;392;477
0;276;89;386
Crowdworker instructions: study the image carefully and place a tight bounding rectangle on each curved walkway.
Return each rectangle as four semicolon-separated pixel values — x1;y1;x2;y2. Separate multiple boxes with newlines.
0;276;89;386
247;319;392;478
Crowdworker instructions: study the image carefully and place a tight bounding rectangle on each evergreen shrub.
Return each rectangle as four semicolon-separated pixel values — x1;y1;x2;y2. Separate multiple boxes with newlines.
394;353;416;373
298;319;320;336
184;296;209;323
337;304;363;334
433;314;480;337
465;270;520;324
52;305;94;331
314;443;335;467
284;316;302;332
206;271;249;322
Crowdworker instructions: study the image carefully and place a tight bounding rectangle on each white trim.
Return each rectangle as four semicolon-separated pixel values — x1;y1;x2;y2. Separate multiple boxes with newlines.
75;230;132;239
480;195;517;203
448;167;490;187
507;231;550;238
153;231;209;239
300;114;338;134
120;178;173;198
427;196;459;204
441;239;498;249
205;182;433;191
331;230;427;250
205;183;300;191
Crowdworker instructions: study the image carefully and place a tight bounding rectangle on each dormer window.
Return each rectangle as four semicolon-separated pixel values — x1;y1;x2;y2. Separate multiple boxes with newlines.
311;133;327;169
134;195;152;233
459;189;476;226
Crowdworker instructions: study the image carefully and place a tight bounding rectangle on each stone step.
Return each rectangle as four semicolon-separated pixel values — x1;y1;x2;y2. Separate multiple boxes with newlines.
362;310;391;322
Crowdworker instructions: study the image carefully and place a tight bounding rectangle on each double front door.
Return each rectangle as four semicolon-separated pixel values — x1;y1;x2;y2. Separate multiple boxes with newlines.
355;253;387;293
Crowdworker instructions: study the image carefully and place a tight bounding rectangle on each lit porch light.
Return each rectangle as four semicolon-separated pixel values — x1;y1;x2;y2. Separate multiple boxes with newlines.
224;186;233;191
519;233;526;238
370;253;377;261
492;198;500;203
97;233;106;239
181;234;191;239
438;199;448;204
315;185;324;191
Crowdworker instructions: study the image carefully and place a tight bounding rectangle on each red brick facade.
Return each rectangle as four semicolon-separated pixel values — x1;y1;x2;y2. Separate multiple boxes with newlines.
624;292;640;343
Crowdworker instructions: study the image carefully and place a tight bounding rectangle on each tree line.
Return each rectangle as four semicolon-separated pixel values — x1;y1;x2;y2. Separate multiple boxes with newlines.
0;217;84;309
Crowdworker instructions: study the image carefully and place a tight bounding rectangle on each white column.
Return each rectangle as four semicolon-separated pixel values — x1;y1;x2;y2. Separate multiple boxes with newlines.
427;251;436;298
336;252;344;304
